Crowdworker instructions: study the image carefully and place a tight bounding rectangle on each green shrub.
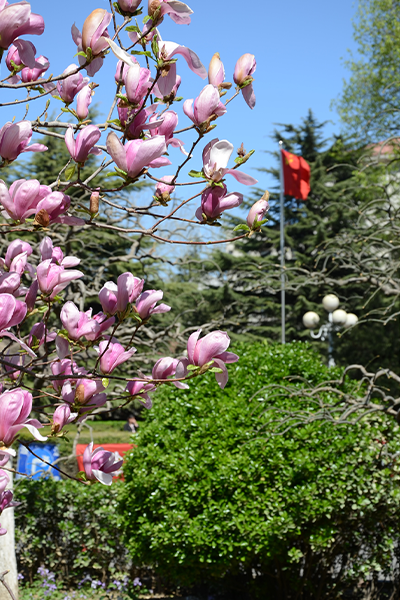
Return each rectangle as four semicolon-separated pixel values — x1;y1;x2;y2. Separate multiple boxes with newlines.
15;479;132;586
120;342;400;600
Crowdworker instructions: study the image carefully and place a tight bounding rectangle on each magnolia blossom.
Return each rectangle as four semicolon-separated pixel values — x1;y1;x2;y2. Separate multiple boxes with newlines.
177;329;239;389
117;101;161;140
48;64;89;104
0;2;44;53
0;121;47;163
125;64;152;105
27;321;56;349
76;85;93;120
152;357;188;389
148;110;184;151
99;273;144;316
135;289;171;320
36;259;83;299
83;442;123;485
20;54;49;82
126;379;155;408
0;487;19;534
157;34;206;79
107;132;170;179
118;0;142;14
154;175;175;202
153;63;181;100
0;388;46;446
62;378;107;417
114;59;131;84
233;53;256;109
39;237;80;268
96;339;136;375
0;272;20;295
202;138;257;185
183;84;226;127
196;184;243;222
4;353;25;381
72;9;112;76
148;0;193;25
52;404;76;433
247;196;269;228
0;293;27;331
51;359;81;392
35;190;84;226
60;301;115;341
65;125;101;164
208;52;225;87
0;178;50;222
6;41;33;70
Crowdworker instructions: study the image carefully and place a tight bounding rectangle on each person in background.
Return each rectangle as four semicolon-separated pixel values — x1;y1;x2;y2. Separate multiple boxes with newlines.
123;415;138;433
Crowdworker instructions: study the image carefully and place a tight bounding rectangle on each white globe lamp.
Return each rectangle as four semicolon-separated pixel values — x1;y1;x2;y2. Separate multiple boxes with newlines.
322;294;340;313
332;309;348;326
344;313;358;328
303;311;320;330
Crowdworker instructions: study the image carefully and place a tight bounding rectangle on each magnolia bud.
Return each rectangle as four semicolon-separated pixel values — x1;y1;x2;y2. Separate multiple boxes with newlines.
89;192;100;216
75;384;86;404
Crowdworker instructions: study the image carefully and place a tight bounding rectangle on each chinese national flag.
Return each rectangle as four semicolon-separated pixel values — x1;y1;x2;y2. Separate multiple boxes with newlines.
281;149;310;200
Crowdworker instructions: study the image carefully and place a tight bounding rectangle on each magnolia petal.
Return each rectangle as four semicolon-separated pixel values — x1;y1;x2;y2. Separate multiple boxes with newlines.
106;38;138;68
92;469;113;485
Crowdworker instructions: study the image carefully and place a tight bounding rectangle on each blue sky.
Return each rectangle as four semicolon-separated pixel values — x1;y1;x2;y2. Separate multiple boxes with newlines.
1;0;358;201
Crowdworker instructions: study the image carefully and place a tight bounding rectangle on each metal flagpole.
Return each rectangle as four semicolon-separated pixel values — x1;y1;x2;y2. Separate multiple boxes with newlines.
279;140;285;344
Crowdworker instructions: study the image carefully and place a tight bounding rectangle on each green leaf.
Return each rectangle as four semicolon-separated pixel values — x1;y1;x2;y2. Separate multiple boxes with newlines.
143;14;151;23
131;50;152;58
188;170;204;179
102;378;110;388
75;51;87;59
125;25;141;33
233;224;250;232
64;164;76;180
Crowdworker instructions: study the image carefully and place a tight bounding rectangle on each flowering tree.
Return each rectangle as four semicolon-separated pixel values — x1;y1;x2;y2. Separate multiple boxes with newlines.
0;0;266;569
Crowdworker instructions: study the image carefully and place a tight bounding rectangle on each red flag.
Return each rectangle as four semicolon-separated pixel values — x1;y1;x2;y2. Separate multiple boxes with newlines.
281;149;310;200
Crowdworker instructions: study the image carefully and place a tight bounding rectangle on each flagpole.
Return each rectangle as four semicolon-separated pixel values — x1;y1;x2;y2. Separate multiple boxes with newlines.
279;140;285;344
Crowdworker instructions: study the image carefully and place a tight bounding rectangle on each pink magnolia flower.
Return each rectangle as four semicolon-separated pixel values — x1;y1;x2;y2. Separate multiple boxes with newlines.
99;273;144;316
208;52;225;87
4;352;25;381
202;138;258;185
114;59;131;84
153;63;181;100
0;272;20;295
20;54;49;82
27;321;56;349
2;239;32;271
154;175;175;201
183;84;226;127
196;184;243;222
76;85;93;120
83;442;123;485
25;278;38;312
51;358;81;392
35;190;84;226
0;2;44;52
84;312;116;342
65;125;101;164
148;0;193;25
125;64;152;105
36;259;83;299
96;339;136;375
62;378;107;418
0;488;20;535
0;121;47;163
52;404;76;433
6;40;46;73
233;53;256;109
148;110;184;151
126;379;155;408
156;35;207;79
60;301;115;341
247;197;269;228
177;329;239;389
72;9;112;76
152;356;188;389
0;388;46;446
39;237;80;268
117;101;161;140
135;289;171;320
0;293;26;331
0;178;50;222
118;0;142;14
107;132;170;179
48;64;89;104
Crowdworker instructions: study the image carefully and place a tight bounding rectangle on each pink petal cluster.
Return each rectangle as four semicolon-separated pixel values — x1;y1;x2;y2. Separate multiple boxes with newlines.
60;301;115;341
202;138;257;185
0;293;27;331
96;339;136;375
72;9;112;76
135;289;171;320
153;63;181;101
0;388;46;446
118;0;142;13
76;86;93;120
152;357;188;389
126;379;155;408
46;64;89;104
177;330;239;389
83;442;123;485
65;125;102;164
0;239;32;275
0;178;50;222
0;121;47;163
196;184;243;222
5;41;49;82
148;110;184;151
107;132;170;179
52;404;76;433
183;84;226;127
233;53;256;109
99;273;144;316
20;54;49;82
154;175;175;201
36;259;83;299
125;64;152;105
62;377;107;418
0;2;44;51
148;0;193;25
39;237;81;268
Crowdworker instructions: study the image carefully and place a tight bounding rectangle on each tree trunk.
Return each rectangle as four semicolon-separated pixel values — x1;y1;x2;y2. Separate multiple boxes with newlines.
0;466;18;600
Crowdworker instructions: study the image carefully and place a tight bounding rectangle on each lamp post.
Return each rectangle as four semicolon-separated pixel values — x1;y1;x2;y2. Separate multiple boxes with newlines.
302;294;358;367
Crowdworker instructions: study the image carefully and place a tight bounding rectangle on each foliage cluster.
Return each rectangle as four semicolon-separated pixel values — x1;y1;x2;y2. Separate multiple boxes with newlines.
121;342;400;600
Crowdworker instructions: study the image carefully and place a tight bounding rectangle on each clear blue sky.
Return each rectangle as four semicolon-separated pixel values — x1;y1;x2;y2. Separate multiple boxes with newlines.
1;0;358;199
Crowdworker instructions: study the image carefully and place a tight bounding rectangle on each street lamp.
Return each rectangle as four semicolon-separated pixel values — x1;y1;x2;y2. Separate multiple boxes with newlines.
302;294;358;367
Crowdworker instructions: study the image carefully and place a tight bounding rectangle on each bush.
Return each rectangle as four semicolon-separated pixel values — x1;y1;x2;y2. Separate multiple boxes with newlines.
120;342;400;600
15;479;132;586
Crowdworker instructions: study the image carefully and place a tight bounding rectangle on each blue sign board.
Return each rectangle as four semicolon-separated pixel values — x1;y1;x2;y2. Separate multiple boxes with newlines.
16;443;61;481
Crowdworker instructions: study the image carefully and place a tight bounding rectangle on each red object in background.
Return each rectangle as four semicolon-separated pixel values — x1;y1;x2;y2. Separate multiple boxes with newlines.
281;149;310;200
76;443;135;479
